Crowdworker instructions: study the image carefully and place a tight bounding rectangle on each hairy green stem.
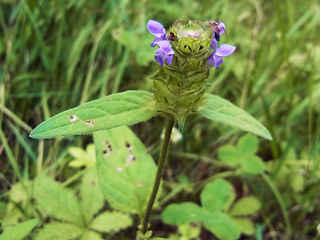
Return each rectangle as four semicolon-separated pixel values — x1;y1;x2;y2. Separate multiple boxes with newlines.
142;117;175;234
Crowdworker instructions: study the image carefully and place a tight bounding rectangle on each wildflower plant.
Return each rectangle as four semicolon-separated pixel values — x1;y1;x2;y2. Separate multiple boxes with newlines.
30;19;272;239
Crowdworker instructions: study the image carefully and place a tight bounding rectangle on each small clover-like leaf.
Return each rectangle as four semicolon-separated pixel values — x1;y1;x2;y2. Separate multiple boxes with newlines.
201;178;235;212
232;218;255;235
162;202;203;225
237;134;259;154
202;212;240;240
229;196;261;216
240;155;265;174
217;145;239;166
198;93;272;140
218;135;266;174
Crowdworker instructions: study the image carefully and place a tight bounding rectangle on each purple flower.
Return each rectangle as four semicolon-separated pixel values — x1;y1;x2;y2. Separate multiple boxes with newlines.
208;21;236;69
207;44;236;69
147;20;174;66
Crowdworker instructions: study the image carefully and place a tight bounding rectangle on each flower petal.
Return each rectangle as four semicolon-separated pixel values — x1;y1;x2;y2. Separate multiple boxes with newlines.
207;52;215;67
155;54;164;66
213;55;224;69
165;54;173;65
215;44;236;56
158;41;174;54
147;20;166;38
218;22;226;35
210;38;218;49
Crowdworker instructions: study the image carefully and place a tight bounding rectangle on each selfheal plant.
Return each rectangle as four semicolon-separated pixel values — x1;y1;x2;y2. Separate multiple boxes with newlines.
148;19;236;124
30;19;271;240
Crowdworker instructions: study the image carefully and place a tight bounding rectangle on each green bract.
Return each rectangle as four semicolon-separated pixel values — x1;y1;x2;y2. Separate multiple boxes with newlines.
153;20;213;122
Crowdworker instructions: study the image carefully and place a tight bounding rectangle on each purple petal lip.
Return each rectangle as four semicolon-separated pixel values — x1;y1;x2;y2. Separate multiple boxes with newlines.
158;41;174;54
215;44;236;56
210;38;218;49
147;19;174;66
218;22;226;35
147;20;166;38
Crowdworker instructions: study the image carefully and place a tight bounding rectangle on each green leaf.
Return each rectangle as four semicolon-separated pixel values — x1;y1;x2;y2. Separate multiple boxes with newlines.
218;145;240;166
229;196;261;216
178;223;201;238
93;126;157;219
0;219;39;240
202;212;240;240
0;201;6;219
80;168;104;225
34;221;83;240
80;231;103;240
240;155;265;174
198;94;272;140
90;211;132;233
237;134;259;155
201;178;235;212
161;202;203;225
30;91;157;139
232;217;255;235
33;175;83;225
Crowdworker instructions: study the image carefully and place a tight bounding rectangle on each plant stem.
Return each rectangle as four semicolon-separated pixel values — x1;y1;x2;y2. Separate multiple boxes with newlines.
142;117;174;234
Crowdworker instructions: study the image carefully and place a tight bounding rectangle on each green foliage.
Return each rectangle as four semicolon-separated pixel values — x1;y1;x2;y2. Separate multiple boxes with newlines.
218;134;266;174
34;175;84;225
168;223;201;240
68;144;96;168
198;94;272;140
1;0;320;238
162;178;261;239
0;219;39;240
93;126;157;220
33;168;132;239
112;29;155;66
29;91;157;139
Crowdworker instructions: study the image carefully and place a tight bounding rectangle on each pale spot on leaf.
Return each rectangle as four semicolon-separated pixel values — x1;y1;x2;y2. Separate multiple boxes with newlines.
137;182;145;187
116;166;123;172
69;114;78;122
126;154;136;166
84;120;94;127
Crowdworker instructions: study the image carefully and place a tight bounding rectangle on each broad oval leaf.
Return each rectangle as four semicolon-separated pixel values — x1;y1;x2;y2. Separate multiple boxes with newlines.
93;126;157;220
198;94;272;140
30;91;157;139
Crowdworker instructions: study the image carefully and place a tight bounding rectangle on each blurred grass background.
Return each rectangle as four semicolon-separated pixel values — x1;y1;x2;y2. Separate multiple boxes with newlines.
1;0;320;238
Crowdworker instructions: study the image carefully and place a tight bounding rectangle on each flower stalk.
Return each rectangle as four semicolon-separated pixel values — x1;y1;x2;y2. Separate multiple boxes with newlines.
141;116;175;235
